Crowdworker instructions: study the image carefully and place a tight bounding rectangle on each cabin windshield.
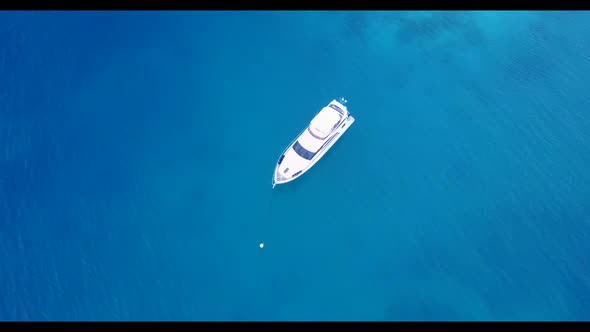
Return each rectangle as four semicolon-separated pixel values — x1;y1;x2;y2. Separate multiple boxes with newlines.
292;140;316;160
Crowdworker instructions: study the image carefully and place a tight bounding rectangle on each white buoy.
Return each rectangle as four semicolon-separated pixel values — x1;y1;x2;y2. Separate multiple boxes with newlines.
259;243;264;249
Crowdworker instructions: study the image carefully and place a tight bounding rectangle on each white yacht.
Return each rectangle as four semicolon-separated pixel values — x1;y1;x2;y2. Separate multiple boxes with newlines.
272;98;355;188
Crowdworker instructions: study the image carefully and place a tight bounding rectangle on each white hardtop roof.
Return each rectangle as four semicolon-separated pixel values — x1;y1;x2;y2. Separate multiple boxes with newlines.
310;107;342;137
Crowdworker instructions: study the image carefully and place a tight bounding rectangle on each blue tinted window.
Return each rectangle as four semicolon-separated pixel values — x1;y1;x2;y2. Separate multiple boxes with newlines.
329;104;344;113
292;141;316;160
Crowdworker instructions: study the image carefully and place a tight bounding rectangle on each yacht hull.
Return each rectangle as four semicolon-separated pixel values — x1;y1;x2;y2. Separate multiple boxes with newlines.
272;99;355;188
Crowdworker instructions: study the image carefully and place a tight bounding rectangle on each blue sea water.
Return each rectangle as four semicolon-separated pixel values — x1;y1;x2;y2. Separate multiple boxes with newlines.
1;10;590;321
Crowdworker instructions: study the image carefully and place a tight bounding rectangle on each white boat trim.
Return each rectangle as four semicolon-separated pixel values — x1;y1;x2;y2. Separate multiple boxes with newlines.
272;98;355;188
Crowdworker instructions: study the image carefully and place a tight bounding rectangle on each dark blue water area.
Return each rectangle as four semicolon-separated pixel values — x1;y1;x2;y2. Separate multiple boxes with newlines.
0;11;589;321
